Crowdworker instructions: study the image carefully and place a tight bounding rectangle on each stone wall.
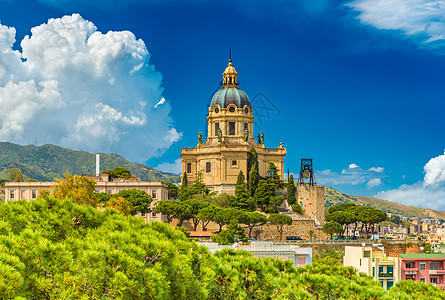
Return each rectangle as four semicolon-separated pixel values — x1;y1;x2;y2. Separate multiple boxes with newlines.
296;183;325;224
249;220;329;240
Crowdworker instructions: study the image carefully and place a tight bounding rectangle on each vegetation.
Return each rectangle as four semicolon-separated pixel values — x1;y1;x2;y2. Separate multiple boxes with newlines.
0;142;180;183
102;166;132;178
1;181;443;299
287;174;296;205
325;203;387;238
268;214;293;240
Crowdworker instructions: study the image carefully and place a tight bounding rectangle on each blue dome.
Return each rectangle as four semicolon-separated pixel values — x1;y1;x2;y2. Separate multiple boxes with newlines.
210;88;251;109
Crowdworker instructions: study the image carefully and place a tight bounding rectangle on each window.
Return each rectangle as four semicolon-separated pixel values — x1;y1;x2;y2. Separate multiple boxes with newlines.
206;162;211;173
229;122;235;135
232;160;237;166
215;123;220;135
420;277;426;283
244;123;248;131
420;263;426;270
387;280;394;289
406;262;413;269
229;106;235;113
152;212;157;217
32;190;37;199
364;251;371;258
187;163;192;174
431;277;439;284
10;190;14;199
431;262;439;270
372;267;375;277
107;190;112;194
141;212;146;217
152;190;157;199
387;266;394;275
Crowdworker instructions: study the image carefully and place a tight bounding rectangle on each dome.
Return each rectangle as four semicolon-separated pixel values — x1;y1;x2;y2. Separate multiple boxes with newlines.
210;87;251;109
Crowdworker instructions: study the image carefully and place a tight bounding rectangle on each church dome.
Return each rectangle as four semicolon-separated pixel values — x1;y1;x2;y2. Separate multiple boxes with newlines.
210;57;251;109
210;88;251;108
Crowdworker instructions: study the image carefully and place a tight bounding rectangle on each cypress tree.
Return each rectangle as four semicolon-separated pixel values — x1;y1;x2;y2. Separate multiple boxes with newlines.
182;172;188;189
248;162;259;197
235;170;246;198
287;174;296;205
247;145;258;180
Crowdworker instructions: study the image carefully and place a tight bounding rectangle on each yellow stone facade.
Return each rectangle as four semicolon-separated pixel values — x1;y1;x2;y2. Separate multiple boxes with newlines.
180;58;286;194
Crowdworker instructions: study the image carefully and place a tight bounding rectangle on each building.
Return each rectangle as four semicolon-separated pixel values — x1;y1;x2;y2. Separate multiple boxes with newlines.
199;241;312;268
180;58;286;194
343;246;402;290
4;173;168;223
401;253;445;288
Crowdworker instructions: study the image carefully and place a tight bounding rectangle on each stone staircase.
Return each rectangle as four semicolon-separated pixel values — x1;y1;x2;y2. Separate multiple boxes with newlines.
277;189;311;221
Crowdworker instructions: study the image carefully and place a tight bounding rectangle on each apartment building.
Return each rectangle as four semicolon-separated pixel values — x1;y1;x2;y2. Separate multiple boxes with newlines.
401;253;445;289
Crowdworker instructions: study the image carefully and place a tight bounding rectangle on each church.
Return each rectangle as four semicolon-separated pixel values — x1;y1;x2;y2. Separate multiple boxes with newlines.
180;58;286;194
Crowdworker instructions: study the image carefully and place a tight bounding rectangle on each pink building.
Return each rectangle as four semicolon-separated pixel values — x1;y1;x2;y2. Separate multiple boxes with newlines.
401;253;445;289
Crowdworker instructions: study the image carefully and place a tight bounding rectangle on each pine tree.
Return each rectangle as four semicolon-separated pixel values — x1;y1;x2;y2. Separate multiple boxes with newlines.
248;162;259;197
287;174;296;205
235;170;246;198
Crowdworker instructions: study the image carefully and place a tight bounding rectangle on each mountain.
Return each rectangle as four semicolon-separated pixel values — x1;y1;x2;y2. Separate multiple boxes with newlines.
324;186;445;220
0;142;180;183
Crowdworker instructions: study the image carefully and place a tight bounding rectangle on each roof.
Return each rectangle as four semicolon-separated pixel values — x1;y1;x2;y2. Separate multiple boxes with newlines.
210;87;251;109
401;253;445;258
188;231;214;237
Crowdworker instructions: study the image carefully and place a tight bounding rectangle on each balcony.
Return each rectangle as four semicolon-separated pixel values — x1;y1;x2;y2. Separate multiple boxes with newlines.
379;272;394;278
404;268;418;275
429;269;445;275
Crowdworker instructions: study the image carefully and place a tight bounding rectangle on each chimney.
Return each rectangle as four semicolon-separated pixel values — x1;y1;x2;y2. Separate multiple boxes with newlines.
96;154;100;176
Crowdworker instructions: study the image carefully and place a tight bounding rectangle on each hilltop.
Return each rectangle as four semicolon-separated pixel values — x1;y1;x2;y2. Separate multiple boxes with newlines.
0;142;180;183
325;186;445;220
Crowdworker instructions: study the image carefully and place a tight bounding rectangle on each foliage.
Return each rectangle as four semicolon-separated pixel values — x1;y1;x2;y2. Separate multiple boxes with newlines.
322;221;343;239
235;170;247;198
51;172;98;206
291;203;304;215
325;203;387;238
248;162;259;197
287;174;296;205
115;189;153;216
154;200;191;225
0;142;180;183
102;167;132;178
313;250;343;267
265;162;284;189
182;172;188;189
0;196;442;299
254;179;284;213
239;211;267;238
106;196;131;215
161;180;179;200
268;214;292;240
196;204;218;231
211;219;247;245
8;168;23;182
184;199;210;231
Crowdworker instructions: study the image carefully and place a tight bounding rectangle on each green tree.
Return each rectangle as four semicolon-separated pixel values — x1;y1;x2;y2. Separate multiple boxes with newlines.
102;167;132;178
322;221;343;239
268;214;292;240
196;204;217;231
211;219;247;245
239;211;267;238
248;162;259;197
52;172;98;206
8;168;23;182
106;196;131;215
184;199;209;231
266;162;284;189
182;172;188;189
116;189;153;216
247;145;258;180
287;174;296;205
235;170;247;198
212;207;241;232
292;203;304;215
161;180;179;200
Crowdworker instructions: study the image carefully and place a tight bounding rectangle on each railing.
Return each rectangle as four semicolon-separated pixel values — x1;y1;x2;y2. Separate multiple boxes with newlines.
379;273;394;278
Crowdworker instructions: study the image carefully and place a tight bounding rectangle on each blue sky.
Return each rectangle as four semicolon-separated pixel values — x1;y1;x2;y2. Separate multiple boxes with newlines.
1;0;445;210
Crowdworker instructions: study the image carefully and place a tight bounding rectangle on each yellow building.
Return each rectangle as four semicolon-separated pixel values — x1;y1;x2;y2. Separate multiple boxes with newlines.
180;58;286;194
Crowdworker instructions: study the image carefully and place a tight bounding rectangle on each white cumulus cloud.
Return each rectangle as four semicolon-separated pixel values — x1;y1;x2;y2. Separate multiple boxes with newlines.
348;0;445;50
317;163;386;186
376;151;445;210
0;14;181;162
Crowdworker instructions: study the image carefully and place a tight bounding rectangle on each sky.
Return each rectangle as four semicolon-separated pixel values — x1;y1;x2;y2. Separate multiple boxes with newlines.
1;0;445;210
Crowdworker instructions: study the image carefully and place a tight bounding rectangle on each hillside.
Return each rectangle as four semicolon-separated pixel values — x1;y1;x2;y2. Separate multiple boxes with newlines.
325;186;445;220
0;142;180;183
